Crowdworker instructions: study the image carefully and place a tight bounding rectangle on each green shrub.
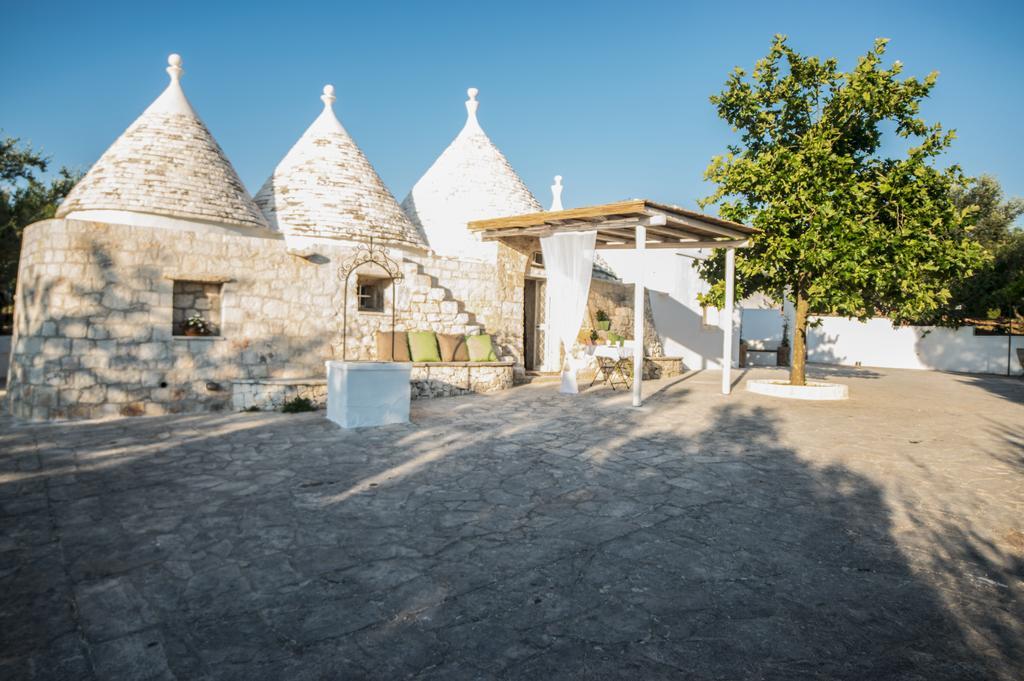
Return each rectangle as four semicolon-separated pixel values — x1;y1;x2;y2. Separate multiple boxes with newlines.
281;396;316;413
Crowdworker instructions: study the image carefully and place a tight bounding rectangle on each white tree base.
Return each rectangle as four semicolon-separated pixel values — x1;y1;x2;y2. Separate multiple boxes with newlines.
746;379;849;401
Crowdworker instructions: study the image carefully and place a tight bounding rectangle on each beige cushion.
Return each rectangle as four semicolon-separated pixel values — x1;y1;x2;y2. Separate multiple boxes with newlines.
437;334;469;362
375;331;410;361
466;334;498;362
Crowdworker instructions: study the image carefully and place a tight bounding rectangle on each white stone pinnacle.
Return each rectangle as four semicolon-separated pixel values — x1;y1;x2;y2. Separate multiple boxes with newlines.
465;88;480;129
166;53;183;81
321;84;336;108
550;175;564;211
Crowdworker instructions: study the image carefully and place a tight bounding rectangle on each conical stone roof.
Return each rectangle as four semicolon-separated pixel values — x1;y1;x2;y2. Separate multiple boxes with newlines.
57;55;267;230
254;85;425;251
402;88;541;261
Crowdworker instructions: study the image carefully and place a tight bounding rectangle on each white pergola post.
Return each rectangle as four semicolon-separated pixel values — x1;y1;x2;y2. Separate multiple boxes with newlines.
722;247;736;395
633;224;646;407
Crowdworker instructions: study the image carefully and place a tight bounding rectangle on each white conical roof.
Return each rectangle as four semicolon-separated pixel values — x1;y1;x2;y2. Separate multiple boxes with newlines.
401;88;542;261
57;55;267;230
253;85;425;250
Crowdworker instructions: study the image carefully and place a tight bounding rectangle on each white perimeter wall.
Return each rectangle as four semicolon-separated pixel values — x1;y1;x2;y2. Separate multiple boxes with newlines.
739;308;1024;376
600;250;740;369
805;317;1024;376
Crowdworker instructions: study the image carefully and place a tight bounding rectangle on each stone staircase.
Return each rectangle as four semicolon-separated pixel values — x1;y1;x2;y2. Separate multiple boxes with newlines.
398;259;481;337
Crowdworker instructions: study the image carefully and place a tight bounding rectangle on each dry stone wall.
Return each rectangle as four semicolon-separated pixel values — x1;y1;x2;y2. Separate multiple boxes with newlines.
586;279;664;357
230;362;513;411
410;363;513;398
407;248;525;366
6;219;524;421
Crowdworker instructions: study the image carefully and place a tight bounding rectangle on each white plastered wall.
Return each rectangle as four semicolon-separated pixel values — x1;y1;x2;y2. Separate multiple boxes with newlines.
599;249;740;370
739;307;1024;376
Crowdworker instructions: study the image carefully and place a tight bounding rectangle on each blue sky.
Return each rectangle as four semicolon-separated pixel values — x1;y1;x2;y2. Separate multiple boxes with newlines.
3;0;1022;213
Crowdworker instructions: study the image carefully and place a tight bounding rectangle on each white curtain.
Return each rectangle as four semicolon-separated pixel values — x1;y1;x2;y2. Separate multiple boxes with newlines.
541;231;597;393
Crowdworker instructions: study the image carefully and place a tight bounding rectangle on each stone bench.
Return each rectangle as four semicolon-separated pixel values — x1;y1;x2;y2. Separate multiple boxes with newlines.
232;361;514;411
410;361;514;398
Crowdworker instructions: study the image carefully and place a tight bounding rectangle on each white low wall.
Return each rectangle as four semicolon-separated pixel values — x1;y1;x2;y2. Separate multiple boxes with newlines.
740;309;1024;376
805;317;1023;376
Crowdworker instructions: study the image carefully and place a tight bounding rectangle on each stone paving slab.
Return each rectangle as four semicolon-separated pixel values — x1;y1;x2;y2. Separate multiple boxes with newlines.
0;366;1022;680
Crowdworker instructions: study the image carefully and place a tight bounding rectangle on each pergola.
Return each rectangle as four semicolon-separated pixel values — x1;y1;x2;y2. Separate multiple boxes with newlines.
468;199;758;407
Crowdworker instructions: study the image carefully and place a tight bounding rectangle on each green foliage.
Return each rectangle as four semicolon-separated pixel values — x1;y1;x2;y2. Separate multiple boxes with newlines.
939;175;1023;326
949;230;1024;325
184;313;212;335
698;36;987;382
281;396;316;413
0;135;80;308
950;175;1024;249
595;309;609;322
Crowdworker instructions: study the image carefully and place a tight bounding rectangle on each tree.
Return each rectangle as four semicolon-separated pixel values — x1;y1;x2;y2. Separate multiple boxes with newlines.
0;135;79;317
945;175;1024;328
950;175;1024;248
697;36;986;386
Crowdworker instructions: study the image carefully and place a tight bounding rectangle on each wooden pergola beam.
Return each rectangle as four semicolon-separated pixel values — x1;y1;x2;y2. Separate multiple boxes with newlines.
469;199;757;245
600;238;750;250
662;214;749;240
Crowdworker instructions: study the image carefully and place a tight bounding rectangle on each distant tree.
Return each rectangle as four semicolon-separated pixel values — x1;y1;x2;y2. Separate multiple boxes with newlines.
0;135;79;316
951;175;1024;248
944;175;1023;327
697;36;985;386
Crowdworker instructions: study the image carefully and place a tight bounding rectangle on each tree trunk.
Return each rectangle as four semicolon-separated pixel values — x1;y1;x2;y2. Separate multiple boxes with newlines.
790;292;809;386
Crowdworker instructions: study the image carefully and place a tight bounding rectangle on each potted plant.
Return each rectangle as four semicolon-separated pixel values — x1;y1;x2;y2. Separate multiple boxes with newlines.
576;329;594;346
595;309;611;331
184;313;212;337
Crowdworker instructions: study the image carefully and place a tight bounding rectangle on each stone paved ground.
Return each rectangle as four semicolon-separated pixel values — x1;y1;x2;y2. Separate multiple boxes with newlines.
1;366;1022;680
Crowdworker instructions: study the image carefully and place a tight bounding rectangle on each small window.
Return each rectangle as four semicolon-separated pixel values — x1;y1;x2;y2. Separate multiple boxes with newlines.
172;280;223;336
357;276;387;313
532;251;545;267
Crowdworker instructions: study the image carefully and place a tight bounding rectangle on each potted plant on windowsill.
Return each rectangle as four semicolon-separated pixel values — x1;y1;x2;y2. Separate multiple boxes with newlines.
595;309;611;331
184;313;213;337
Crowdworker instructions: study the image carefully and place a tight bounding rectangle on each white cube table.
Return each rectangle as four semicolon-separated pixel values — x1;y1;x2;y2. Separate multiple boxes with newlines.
325;361;412;428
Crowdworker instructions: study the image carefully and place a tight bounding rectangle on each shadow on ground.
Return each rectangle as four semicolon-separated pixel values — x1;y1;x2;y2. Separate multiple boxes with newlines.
0;377;1021;680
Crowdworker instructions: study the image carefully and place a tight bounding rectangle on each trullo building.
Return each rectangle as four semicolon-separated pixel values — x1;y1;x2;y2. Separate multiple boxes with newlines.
5;55;663;421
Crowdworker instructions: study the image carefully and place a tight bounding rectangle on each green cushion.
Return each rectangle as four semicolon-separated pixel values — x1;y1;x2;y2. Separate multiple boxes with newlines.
408;331;441;362
466;334;498;362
